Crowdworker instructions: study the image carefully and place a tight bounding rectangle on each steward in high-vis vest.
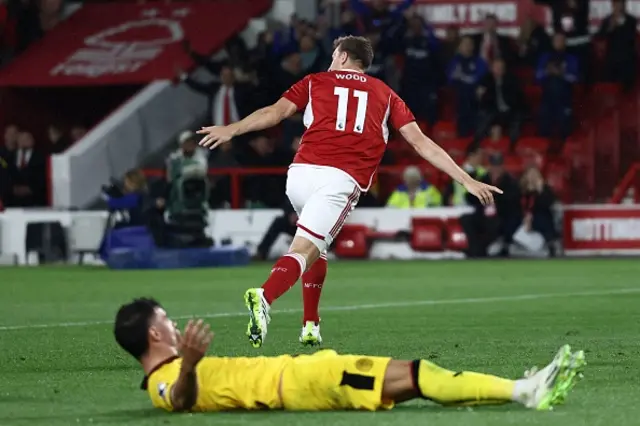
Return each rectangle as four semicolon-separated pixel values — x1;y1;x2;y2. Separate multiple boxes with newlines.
387;166;442;208
444;148;487;206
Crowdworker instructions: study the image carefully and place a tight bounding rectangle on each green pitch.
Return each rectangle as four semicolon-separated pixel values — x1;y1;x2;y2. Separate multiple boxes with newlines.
1;259;639;426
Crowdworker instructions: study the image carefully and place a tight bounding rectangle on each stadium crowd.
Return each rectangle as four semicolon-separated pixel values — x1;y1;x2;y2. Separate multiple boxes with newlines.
0;0;639;256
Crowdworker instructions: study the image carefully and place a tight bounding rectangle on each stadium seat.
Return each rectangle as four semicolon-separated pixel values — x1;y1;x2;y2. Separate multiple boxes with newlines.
545;161;570;203
410;217;444;252
503;155;525;176
480;137;510;155
333;224;370;259
432;121;457;141
515;137;549;157
444;218;468;252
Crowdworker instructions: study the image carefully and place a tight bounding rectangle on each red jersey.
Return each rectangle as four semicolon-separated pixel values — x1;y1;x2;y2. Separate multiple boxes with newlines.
282;70;415;191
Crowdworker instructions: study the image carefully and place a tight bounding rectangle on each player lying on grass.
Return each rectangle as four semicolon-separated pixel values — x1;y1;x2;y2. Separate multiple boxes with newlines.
114;298;586;413
197;35;503;349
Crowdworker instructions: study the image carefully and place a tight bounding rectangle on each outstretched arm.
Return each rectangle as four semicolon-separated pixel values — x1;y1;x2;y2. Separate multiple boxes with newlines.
399;122;502;204
198;98;298;149
228;98;298;137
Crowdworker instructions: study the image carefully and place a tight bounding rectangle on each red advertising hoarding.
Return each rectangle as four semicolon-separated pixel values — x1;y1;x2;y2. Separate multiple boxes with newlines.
563;205;640;256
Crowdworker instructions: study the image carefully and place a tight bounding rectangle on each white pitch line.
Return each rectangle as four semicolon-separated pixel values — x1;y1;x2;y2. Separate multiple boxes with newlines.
0;287;638;332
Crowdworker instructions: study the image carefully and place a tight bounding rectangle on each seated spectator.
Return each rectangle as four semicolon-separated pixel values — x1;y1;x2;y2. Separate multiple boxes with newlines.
536;33;578;140
48;125;70;154
443;147;486;206
254;200;298;261
471;14;514;66
366;32;390;83
387;166;442;208
167;131;207;184
475;58;525;146
0;147;10;208
459;153;521;257
597;0;637;90
517;17;551;68
480;125;510;155
8;131;47;207
298;34;326;74
447;35;487;137
397;15;440;126
515;166;558;256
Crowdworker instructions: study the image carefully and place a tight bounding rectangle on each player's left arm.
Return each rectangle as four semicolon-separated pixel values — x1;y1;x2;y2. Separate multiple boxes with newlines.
398;122;502;205
170;319;214;411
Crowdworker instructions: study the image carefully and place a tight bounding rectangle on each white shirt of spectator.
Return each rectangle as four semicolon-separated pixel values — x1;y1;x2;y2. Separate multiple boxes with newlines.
16;149;32;169
480;33;500;63
213;86;239;127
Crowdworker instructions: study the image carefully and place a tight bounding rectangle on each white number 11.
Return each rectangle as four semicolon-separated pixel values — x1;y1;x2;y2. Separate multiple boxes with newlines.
334;86;368;134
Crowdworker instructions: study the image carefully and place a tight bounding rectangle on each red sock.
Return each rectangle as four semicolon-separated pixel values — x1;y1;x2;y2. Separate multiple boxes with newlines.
261;253;306;305
302;254;327;324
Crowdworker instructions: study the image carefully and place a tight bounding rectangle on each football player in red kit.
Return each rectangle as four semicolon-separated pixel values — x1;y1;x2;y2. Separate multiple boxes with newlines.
198;36;502;349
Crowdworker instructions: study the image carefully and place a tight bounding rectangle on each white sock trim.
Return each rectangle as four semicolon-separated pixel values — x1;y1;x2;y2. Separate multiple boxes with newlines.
285;252;307;277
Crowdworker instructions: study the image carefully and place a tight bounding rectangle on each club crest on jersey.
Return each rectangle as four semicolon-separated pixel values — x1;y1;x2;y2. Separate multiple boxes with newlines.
158;382;167;399
336;73;367;82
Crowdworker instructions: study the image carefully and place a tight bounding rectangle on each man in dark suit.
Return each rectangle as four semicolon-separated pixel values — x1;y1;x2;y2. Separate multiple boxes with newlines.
177;57;256;128
9;131;47;207
475;58;526;147
471;14;514;66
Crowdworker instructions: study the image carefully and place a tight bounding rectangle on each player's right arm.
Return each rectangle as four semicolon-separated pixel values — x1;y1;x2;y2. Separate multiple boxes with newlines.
170;319;214;411
390;94;502;205
198;75;310;149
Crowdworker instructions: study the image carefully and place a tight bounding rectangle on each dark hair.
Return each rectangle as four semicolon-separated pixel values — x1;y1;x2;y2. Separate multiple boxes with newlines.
333;36;374;69
114;298;161;360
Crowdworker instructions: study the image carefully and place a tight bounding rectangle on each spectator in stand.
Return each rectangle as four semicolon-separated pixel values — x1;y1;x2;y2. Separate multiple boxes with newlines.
472;14;514;66
0;143;11;208
597;0;637;90
349;0;415;34
2;124;18;159
177;61;255;132
517;17;551;68
386;166;442;208
397;15;441;126
317;9;362;56
365;32;390;83
517;166;558;256
443;147;486;207
536;0;591;82
440;25;460;69
9;131;47;207
14;0;64;53
298;34;326;74
47;124;70;154
475;58;525;147
460;153;521;257
447;36;488;137
536;32;578;140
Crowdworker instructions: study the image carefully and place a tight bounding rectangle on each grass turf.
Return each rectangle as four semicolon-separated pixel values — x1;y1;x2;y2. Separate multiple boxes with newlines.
0;259;639;426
